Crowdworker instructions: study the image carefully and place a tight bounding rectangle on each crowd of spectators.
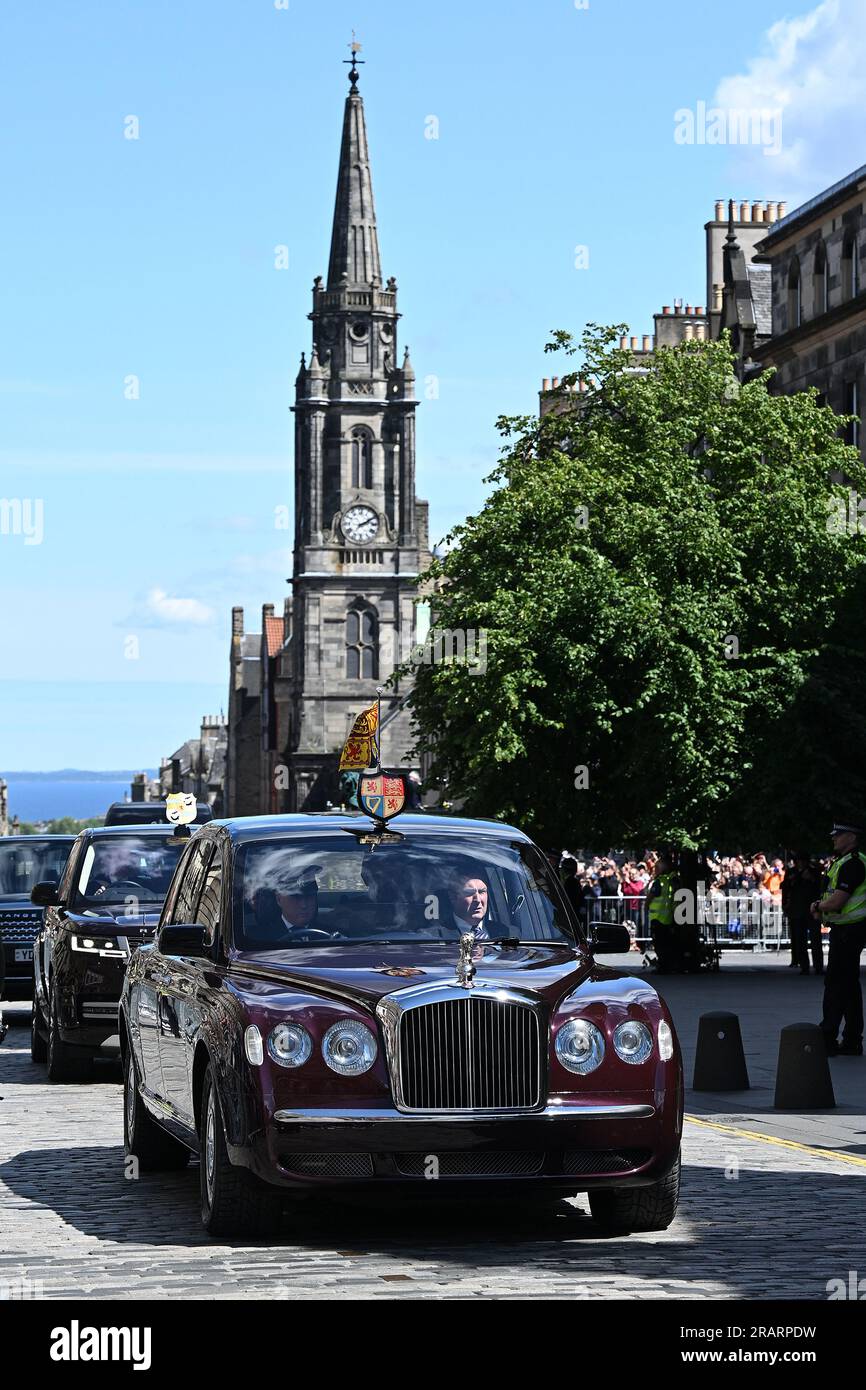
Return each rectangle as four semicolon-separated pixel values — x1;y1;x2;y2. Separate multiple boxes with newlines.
553;849;832;930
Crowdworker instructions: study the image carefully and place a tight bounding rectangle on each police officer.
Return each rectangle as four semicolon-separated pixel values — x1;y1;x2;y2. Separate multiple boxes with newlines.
815;822;866;1056
647;852;678;972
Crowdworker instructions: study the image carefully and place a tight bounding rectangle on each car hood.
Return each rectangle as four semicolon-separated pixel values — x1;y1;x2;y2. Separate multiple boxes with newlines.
230;941;659;1014
63;908;162;934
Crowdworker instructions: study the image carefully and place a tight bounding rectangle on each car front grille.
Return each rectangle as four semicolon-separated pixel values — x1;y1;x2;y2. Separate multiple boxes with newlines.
394;1151;545;1178
281;1153;374;1178
562;1149;652;1175
397;995;542;1111
0;909;42;945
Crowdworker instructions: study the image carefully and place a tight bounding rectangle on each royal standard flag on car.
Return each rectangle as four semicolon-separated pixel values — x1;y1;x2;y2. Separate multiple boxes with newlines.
339;700;380;771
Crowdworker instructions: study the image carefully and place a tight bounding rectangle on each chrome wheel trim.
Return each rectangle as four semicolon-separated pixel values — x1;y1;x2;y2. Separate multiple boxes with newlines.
205;1089;216;1206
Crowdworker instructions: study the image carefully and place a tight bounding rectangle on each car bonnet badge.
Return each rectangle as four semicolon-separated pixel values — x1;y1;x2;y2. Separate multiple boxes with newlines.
455;931;477;988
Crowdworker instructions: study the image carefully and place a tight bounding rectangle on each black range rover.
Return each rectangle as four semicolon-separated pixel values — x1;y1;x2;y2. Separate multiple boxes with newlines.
31;825;188;1081
0;836;75;1001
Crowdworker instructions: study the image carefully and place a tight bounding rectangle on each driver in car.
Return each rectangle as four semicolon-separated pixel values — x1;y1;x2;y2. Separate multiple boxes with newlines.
253;865;334;943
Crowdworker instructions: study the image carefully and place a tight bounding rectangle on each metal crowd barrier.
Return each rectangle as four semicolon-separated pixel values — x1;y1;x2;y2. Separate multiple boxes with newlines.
588;894;799;952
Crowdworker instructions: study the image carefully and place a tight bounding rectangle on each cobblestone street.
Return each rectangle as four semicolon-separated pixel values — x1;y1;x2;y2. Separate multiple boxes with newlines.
3;957;865;1300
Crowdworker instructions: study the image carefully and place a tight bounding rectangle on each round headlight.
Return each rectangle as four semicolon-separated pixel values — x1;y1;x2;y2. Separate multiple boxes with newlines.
555;1018;605;1074
613;1020;653;1064
322;1019;377;1076
267;1021;312;1068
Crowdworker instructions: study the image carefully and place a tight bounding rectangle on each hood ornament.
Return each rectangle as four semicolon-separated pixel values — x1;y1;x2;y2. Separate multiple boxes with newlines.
455;931;477;989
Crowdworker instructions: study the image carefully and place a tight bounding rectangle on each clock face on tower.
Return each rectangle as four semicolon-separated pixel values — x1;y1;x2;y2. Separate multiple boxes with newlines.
341;505;379;543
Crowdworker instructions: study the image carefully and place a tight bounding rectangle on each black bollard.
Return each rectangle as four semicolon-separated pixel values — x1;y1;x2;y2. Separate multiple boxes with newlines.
693;1011;750;1091
774;1023;835;1109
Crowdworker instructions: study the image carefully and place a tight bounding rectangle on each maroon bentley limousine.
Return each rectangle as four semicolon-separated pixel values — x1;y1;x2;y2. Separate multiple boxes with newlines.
120;809;683;1237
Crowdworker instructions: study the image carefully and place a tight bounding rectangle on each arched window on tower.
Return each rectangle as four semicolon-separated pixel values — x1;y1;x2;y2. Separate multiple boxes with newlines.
842;232;861;301
787;258;801;329
813;241;828;316
346;606;379;679
351;429;373;490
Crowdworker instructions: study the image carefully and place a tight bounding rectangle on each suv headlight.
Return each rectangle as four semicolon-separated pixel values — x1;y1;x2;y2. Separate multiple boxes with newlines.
555;1018;605;1074
70;935;127;958
267;1021;312;1068
613;1020;653;1064
322;1019;377;1076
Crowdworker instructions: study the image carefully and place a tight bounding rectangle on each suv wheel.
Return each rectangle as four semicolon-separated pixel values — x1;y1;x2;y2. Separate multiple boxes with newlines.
199;1064;280;1237
123;1046;189;1171
589;1150;681;1234
47;993;91;1083
30;1000;47;1063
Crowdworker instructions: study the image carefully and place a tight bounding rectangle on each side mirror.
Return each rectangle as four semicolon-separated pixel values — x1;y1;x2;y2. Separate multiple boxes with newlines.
158;922;208;957
590;921;632;954
31;882;60;908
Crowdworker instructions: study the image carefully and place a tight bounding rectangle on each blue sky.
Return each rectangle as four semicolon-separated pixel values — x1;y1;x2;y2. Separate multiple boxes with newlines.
0;0;860;770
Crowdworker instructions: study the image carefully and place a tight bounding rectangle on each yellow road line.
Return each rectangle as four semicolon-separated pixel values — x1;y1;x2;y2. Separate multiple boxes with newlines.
685;1113;866;1169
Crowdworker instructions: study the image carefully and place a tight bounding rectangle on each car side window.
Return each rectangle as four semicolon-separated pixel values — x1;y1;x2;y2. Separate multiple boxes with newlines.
171;841;213;925
58;840;83;903
195;852;223;946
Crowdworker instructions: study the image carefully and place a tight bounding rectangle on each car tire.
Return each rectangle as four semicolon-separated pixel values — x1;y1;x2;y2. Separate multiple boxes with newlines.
124;1046;189;1172
30;1000;47;1063
588;1150;681;1234
199;1064;280;1237
47;993;91;1083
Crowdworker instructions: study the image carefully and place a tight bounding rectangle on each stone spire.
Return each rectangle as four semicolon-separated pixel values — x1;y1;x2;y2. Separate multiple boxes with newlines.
326;58;382;290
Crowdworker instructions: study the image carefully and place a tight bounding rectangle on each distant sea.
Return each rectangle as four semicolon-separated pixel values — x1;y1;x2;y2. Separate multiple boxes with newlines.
1;772;158;824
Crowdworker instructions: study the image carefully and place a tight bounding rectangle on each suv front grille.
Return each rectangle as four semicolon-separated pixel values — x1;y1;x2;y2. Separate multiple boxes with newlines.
0;909;42;944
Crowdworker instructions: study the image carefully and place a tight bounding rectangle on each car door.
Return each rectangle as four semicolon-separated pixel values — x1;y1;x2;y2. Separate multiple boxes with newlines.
134;839;196;1101
38;836;85;1015
157;839;213;1122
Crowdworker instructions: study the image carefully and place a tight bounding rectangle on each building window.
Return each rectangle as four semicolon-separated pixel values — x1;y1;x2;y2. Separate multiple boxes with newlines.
787;258;801;329
346;607;378;679
842;233;861;300
813;242;828;316
845;380;861;450
351;429;373;490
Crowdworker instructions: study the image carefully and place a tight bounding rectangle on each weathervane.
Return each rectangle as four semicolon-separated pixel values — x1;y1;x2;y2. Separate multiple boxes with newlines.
344;32;364;89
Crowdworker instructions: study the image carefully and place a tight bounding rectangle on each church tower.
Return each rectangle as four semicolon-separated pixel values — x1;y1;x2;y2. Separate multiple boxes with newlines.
283;52;432;810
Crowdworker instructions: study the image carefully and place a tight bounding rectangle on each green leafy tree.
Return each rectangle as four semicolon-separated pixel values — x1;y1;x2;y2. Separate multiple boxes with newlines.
407;326;866;850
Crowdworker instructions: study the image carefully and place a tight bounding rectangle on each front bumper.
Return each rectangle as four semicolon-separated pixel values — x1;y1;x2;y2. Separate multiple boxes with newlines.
230;1098;680;1192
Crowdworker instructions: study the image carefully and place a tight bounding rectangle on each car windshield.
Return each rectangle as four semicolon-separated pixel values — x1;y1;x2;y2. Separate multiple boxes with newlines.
232;831;579;950
73;835;185;909
0;840;74;902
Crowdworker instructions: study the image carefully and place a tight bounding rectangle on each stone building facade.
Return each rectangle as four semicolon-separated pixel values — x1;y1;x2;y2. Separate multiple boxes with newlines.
752;164;866;460
224;63;432;814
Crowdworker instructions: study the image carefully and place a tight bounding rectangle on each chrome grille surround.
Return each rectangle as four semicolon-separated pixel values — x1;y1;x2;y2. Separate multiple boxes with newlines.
377;982;544;1114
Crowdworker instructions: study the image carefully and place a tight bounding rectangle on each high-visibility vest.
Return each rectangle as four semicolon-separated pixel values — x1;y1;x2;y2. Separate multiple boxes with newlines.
825;851;866;925
648;872;675;927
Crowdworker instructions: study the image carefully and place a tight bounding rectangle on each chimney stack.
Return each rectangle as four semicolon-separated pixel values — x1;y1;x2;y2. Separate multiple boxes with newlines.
715;200;725;220
232;607;244;638
713;283;723;311
619;335;629;349
630;337;638;351
766;201;778;222
642;335;652;352
552;376;559;389
739;201;751;221
542;377;550;391
777;201;787;218
662;305;671;315
752;201;764;222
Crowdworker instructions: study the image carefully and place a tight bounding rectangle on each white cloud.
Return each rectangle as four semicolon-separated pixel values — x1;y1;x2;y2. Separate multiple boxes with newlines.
713;0;865;200
128;589;215;628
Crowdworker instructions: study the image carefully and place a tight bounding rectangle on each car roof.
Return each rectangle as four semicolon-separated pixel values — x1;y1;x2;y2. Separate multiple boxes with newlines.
207;812;531;845
78;825;186;840
0;834;77;843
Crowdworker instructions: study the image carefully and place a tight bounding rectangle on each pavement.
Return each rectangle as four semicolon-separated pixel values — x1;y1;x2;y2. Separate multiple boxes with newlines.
1;951;864;1300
